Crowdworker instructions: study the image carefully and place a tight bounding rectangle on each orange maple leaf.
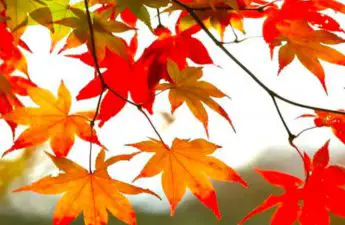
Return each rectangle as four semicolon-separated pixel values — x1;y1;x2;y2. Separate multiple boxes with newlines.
176;0;272;38
56;7;131;61
128;138;247;219
275;21;345;91
157;60;234;135
14;150;160;225
3;81;102;157
263;0;345;92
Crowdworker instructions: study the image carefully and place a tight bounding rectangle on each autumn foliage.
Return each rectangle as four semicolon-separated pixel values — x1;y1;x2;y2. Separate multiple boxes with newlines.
1;0;345;225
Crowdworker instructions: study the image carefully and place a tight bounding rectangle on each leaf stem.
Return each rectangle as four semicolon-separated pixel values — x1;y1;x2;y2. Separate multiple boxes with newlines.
139;107;170;150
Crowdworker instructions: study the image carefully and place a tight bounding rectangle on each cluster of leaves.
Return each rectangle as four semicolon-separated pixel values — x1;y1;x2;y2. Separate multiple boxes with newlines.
0;0;345;225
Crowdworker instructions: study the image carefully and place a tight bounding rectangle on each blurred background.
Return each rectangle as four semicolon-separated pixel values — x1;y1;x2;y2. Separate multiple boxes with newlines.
1;3;345;225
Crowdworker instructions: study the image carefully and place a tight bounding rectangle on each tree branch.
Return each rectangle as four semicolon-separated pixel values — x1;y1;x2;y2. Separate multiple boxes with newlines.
171;0;345;116
157;9;162;26
171;0;345;165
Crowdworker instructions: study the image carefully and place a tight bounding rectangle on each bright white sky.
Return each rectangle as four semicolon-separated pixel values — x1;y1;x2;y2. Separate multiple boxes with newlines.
1;6;345;218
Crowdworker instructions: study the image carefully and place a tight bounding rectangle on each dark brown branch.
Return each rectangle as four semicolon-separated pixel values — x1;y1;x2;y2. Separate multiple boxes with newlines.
171;0;345;166
157;9;162;26
271;96;295;140
221;35;262;45
185;5;265;12
182;0;278;12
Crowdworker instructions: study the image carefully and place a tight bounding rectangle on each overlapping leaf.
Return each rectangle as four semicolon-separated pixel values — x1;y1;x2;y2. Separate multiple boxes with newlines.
311;0;345;14
70;32;145;127
240;141;345;225
34;0;86;51
263;0;345;91
157;60;234;135
0;8;29;76
14;150;160;225
174;0;273;38
56;7;131;61
300;110;345;145
0;16;35;135
95;3;138;28
74;48;134;127
3;81;102;157
128;138;247;218
133;25;213;111
3;0;53;40
115;0;170;28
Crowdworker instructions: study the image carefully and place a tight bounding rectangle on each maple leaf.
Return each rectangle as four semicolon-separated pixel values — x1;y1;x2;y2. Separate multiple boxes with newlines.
0;19;36;135
174;0;273;38
3;0;53;40
56;7;131;61
90;0;139;27
128;138;247;218
32;0;86;52
0;20;28;76
263;0;345;92
311;0;345;14
74;48;132;127
114;0;170;28
2;81;102;158
14;150;160;225
69;32;141;127
157;60;234;135
240;141;345;225
276;21;345;91
99;6;138;27
133;25;213;111
263;0;344;45
300;110;345;145
262;0;345;92
0;74;36;136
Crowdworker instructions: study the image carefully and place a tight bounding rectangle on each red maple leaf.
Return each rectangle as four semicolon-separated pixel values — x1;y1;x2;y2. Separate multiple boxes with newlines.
263;0;344;48
71;34;144;127
0;8;35;135
262;0;345;91
240;141;345;225
74;49;132;127
300;110;345;145
96;3;138;27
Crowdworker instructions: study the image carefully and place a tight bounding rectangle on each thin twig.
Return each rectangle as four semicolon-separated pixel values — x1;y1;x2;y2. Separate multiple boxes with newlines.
157;9;162;26
139;108;170;150
294;126;318;140
221;35;262;45
271;96;295;139
84;0;100;173
271;96;305;164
